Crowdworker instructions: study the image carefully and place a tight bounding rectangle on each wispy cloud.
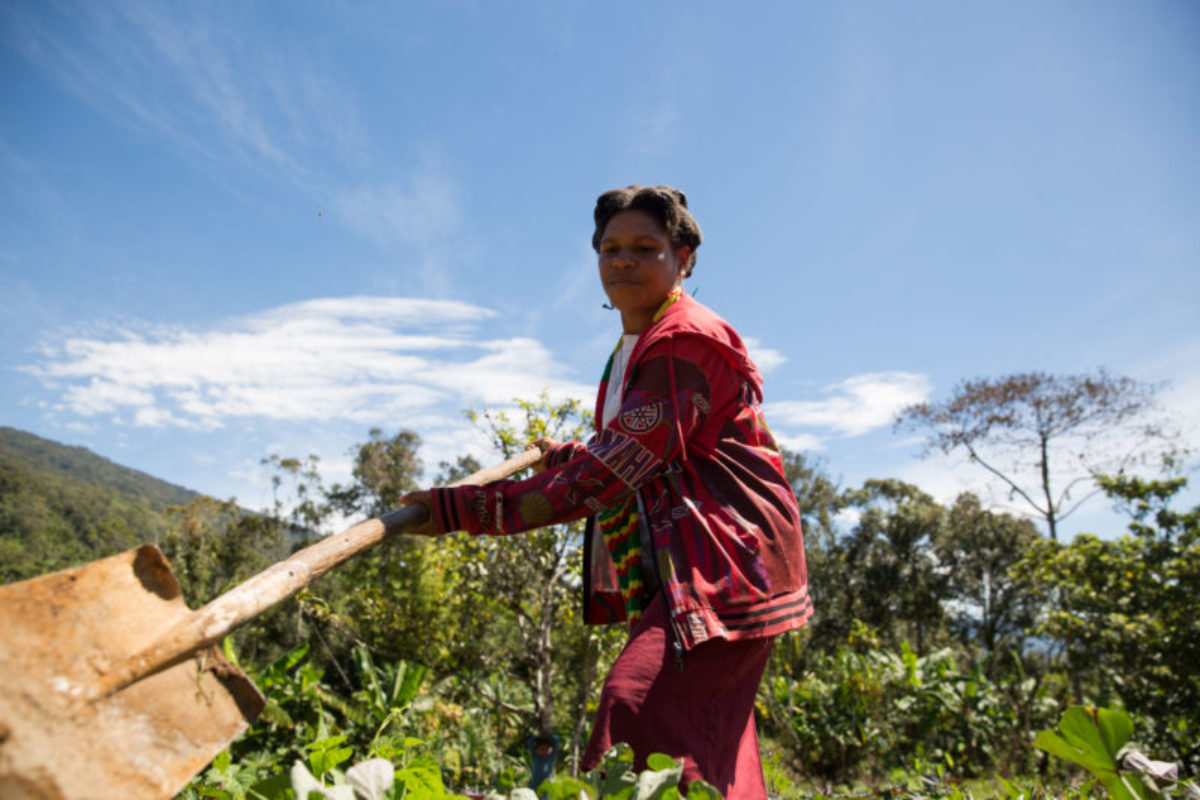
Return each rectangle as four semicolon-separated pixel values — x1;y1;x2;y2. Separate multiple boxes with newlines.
24;296;594;432
2;2;470;279
766;371;931;438
1;1;382;195
333;169;461;251
4;3;282;169
628;103;681;158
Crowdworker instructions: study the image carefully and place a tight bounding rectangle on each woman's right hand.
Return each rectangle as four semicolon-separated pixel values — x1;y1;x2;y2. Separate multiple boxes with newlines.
526;437;559;473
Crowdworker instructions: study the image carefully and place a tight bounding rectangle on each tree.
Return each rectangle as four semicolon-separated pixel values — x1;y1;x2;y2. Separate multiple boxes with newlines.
937;493;1041;663
284;430;466;686
781;449;842;551
159;494;301;665
325;428;424;519
837;479;951;653
896;370;1179;540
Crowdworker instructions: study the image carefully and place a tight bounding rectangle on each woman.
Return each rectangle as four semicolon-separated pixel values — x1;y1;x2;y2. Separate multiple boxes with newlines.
404;185;810;798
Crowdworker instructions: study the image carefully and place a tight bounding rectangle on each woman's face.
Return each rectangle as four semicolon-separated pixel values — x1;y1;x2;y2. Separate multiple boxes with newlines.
598;210;690;334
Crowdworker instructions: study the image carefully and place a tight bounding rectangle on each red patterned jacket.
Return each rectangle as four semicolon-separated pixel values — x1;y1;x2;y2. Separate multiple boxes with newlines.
428;294;811;654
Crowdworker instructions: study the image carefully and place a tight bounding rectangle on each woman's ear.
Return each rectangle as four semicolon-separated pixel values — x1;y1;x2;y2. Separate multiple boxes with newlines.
676;246;693;279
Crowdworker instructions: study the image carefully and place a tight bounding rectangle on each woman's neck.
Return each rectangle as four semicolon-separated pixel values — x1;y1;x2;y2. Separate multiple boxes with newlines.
621;286;684;334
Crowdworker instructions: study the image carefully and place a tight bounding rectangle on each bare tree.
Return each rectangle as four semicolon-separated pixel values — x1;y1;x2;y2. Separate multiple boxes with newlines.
896;370;1181;540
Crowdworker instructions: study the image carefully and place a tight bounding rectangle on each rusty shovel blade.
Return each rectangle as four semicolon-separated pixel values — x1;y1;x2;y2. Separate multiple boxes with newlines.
0;545;264;800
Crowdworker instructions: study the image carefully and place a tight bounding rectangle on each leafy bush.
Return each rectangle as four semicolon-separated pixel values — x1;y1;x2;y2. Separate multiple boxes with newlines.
762;623;1053;782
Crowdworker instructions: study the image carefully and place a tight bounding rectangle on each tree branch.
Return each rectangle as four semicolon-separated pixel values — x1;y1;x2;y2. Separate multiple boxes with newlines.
965;442;1049;520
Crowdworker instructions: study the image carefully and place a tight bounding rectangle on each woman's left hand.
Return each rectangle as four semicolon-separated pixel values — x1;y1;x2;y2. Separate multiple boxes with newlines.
398;490;442;537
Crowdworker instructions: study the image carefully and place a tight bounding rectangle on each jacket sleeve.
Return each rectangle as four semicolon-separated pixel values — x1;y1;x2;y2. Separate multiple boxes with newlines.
544;440;588;470
428;334;737;535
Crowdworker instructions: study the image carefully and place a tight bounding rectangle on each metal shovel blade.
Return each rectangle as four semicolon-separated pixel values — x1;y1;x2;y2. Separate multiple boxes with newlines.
0;545;264;800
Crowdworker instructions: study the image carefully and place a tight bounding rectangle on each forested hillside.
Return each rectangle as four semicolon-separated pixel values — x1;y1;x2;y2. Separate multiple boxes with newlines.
0;426;196;583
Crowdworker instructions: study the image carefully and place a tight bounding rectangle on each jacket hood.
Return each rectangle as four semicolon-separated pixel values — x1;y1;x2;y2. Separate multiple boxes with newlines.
634;293;765;401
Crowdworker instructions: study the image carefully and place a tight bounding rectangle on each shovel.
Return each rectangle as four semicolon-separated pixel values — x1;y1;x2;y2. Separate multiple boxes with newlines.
0;448;541;799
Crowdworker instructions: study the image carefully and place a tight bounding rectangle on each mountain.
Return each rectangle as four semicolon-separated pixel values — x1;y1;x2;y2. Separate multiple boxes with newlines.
0;426;199;583
0;426;197;506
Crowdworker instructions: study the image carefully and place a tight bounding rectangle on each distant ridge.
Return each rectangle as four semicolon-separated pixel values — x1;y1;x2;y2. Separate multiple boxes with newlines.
0;426;197;508
0;426;201;583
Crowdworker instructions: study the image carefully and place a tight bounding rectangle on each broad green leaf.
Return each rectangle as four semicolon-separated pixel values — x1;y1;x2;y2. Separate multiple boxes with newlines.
1037;706;1117;773
396;752;447;799
1034;729;1111;775
644;753;677;772
1095;707;1135;757
1035;707;1145;800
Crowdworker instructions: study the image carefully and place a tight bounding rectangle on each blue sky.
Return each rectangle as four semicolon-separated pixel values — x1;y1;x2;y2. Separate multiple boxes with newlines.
2;1;1197;538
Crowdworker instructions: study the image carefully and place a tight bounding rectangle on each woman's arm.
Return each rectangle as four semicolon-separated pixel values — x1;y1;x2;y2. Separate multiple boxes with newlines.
409;335;735;536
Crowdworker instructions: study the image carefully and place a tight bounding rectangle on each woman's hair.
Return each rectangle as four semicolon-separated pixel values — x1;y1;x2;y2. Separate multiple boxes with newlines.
592;185;703;276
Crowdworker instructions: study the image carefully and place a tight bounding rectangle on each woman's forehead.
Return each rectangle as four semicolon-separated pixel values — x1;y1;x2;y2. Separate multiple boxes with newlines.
601;210;669;239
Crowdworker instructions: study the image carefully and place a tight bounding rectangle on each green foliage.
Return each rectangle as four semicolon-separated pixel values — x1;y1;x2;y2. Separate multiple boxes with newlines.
158;493;304;665
762;624;1053;782
1012;476;1200;772
185;652;722;800
246;397;621;785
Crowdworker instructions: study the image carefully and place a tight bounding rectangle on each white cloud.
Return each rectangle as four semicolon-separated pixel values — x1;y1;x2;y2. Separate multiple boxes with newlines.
25;296;594;432
772;431;826;453
743;337;787;375
1143;338;1200;451
766;371;932;438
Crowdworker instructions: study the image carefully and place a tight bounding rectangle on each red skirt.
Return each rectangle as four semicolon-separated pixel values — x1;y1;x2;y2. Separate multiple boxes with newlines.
581;592;774;799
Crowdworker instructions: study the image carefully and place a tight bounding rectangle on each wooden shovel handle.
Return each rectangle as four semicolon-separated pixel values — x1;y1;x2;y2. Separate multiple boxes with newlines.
94;447;543;698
